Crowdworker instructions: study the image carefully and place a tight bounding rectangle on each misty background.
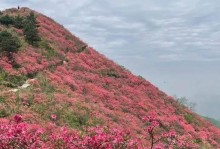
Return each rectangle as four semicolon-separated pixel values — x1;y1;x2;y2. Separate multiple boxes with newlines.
1;0;220;120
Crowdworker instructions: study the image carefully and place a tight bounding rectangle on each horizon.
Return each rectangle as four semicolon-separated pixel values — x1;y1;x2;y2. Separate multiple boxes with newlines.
1;1;220;120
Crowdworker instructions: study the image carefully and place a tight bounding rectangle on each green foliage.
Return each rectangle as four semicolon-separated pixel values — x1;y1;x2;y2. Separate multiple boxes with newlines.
23;12;40;46
0;14;24;29
0;31;21;53
61;104;104;130
14;15;24;29
0;109;9;118
184;114;194;124
27;12;37;24
174;96;196;111
0;69;7;82
0;96;5;103
8;75;27;87
100;69;119;78
37;73;55;94
39;39;58;59
77;45;87;53
138;75;145;80
32;97;103;130
203;116;220;128
194;138;202;144
63;111;90;129
0;69;27;87
0;15;14;26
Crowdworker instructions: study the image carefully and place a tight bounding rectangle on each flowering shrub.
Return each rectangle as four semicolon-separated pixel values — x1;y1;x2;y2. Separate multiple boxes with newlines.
0;114;202;149
50;114;57;121
0;115;140;149
142;115;199;149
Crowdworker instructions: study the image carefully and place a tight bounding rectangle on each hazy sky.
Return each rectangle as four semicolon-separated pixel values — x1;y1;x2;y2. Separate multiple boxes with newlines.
1;0;220;119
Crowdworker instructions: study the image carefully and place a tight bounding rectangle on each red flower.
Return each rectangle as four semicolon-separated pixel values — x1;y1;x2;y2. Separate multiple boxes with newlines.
14;114;22;124
50;114;57;121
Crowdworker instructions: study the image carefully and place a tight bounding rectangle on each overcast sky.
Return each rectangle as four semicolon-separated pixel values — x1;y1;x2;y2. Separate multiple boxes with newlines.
1;0;220;120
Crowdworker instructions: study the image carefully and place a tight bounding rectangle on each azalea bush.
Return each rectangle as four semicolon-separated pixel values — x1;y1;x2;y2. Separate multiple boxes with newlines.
142;115;197;149
0;115;139;149
0;114;197;149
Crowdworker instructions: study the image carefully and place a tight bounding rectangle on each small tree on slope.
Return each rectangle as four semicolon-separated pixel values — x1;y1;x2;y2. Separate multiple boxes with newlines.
0;31;21;53
23;12;40;46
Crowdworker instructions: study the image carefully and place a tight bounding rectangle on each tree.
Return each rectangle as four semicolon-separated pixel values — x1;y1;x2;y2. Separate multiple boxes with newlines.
0;31;21;65
14;15;24;29
174;96;196;111
0;31;21;53
0;15;14;26
26;12;37;25
23;12;40;46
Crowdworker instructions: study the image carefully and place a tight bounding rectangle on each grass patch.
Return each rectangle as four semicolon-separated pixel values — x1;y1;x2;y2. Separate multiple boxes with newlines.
63;111;90;129
0;109;9;118
0;69;27;87
122;108;130;113
61;103;103;129
39;39;59;59
99;69;119;78
37;73;55;94
31;94;103;130
0;96;5;103
77;45;87;53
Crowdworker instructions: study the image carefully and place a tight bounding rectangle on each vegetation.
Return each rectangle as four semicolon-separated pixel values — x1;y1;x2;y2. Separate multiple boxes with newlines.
0;15;14;26
184;114;195;124
174;96;196;111
99;69;119;78
23;12;40;46
39;39;58;59
0;30;21;53
14;15;24;29
0;69;27;87
0;7;219;149
203;116;220;128
37;73;55;94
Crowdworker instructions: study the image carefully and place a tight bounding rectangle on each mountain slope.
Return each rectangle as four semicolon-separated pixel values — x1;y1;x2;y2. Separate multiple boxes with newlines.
0;8;220;148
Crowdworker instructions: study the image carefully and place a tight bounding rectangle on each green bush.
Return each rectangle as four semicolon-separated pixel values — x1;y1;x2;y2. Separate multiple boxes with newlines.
0;15;14;26
99;69;119;78
0;31;21;53
37;73;55;94
64;111;90;129
184;114;194;124
39;39;58;59
14;15;24;29
0;69;27;87
0;109;9;118
23;12;40;46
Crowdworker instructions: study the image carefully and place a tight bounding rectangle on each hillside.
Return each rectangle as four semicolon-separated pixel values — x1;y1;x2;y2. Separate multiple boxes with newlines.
0;7;220;148
203;116;220;128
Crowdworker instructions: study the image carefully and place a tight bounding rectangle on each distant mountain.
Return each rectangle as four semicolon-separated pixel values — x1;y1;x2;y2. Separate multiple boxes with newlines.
0;7;220;148
203;116;220;128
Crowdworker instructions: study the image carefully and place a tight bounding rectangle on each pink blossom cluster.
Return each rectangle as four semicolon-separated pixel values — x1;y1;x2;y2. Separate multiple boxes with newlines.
0;114;202;149
0;115;141;149
142;115;198;149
